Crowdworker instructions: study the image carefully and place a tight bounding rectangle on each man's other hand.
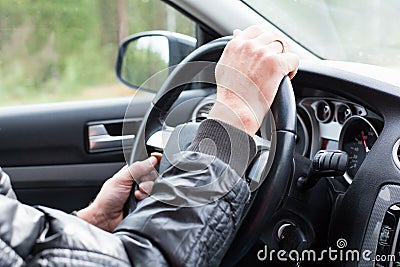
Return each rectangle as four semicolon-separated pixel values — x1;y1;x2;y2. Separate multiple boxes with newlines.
77;154;161;232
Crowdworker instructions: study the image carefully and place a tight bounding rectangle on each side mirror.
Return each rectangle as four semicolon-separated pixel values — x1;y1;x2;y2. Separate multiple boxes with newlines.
116;31;196;93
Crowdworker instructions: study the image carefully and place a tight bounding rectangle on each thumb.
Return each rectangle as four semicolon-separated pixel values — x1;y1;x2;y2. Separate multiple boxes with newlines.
127;156;158;180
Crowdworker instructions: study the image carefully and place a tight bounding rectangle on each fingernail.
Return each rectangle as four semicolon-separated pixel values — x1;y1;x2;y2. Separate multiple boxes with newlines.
150;152;162;159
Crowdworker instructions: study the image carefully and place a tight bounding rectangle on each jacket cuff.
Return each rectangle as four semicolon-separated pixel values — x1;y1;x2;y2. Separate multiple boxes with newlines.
187;119;256;177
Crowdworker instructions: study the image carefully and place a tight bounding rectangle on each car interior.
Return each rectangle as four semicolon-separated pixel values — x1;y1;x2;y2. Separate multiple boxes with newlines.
1;1;400;266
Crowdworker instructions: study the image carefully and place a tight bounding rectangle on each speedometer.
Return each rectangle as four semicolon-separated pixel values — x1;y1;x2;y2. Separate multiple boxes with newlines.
338;116;378;183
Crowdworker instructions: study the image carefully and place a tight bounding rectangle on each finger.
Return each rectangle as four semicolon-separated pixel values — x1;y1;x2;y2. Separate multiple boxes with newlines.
134;181;154;200
134;189;149;201
277;52;300;79
252;31;281;47
138;170;158;182
234;25;266;40
272;40;290;54
150;152;162;164
258;40;288;56
233;29;242;38
112;165;134;186
128;156;158;180
138;181;154;195
288;68;298;80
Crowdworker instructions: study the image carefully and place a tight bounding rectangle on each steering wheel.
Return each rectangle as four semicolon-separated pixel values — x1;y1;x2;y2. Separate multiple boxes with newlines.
125;37;297;265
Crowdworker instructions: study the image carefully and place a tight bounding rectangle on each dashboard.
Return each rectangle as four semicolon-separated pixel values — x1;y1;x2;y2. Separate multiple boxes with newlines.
165;59;400;265
297;97;383;183
190;92;385;185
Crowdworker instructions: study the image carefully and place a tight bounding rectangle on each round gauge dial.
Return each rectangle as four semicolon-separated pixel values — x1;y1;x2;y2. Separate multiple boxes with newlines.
339;116;378;182
336;104;353;124
315;100;332;123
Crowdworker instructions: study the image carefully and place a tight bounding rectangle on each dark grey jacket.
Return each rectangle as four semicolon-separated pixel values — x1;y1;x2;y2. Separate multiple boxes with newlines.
0;119;255;266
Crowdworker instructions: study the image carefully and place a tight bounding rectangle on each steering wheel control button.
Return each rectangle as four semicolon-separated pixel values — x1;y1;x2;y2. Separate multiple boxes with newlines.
376;209;397;267
378;225;392;246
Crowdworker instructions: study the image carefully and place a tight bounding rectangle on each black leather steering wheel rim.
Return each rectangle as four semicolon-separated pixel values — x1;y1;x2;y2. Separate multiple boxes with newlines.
126;37;297;265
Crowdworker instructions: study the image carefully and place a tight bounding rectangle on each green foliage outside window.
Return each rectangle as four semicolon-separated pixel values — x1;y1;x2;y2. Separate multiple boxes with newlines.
0;0;195;105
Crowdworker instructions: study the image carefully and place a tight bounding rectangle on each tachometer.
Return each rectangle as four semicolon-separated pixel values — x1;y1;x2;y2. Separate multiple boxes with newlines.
338;116;378;183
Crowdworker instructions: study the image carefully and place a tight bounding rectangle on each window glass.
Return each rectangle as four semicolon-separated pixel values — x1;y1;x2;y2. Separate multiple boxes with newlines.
244;0;400;69
0;0;195;106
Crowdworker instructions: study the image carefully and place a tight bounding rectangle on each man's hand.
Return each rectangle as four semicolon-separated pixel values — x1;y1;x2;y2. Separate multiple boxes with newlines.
209;25;299;136
77;154;161;232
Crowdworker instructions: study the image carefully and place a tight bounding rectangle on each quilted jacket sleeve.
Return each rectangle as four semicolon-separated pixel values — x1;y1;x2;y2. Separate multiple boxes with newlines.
115;119;256;266
0;119;255;267
0;169;132;267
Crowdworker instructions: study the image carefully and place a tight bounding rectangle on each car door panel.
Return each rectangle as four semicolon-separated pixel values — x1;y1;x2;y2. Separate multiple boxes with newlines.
5;162;125;212
0;94;153;212
0;96;153;166
0;89;213;212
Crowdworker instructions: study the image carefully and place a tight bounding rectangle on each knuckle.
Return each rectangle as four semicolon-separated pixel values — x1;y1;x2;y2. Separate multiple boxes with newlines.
225;40;244;53
226;39;240;51
227;39;252;53
225;40;241;55
240;40;255;52
254;47;267;58
262;54;282;72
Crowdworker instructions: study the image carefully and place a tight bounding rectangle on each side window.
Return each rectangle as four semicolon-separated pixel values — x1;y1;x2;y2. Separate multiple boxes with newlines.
0;0;195;106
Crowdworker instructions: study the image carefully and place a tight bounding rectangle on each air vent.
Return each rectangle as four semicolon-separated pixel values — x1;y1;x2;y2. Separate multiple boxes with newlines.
393;139;400;170
192;99;215;123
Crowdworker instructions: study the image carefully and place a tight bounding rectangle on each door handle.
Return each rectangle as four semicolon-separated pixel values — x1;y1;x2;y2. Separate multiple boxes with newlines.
88;124;135;153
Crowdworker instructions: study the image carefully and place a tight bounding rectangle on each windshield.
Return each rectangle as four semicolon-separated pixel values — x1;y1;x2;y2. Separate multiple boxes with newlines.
243;0;400;69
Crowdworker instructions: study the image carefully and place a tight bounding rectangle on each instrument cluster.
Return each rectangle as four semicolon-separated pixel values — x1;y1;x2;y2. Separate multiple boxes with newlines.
191;95;384;184
311;99;366;125
298;98;383;183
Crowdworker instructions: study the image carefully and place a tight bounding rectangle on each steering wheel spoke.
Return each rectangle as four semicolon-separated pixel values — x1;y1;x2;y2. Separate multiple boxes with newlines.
146;127;175;152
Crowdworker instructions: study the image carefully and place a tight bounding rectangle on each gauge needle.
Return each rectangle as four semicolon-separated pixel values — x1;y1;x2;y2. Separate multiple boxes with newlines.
361;131;370;153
